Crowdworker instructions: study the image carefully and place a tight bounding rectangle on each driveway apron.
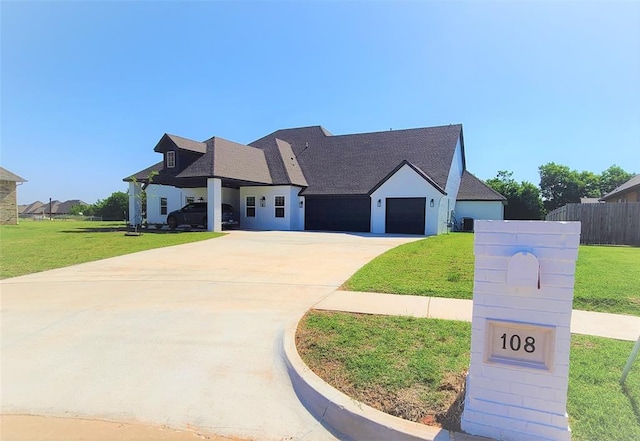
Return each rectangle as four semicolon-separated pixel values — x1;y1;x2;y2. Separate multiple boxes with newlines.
0;231;418;441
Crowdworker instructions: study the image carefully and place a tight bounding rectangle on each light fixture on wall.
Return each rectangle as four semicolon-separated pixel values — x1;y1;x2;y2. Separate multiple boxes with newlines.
377;199;382;207
299;200;304;208
430;198;435;208
260;196;266;207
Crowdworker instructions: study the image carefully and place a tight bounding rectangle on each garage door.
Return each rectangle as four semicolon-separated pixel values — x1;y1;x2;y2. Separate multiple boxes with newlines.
385;198;426;235
305;196;371;232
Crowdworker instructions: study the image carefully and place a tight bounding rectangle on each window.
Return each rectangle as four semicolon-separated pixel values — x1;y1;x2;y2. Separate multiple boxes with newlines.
166;151;176;168
186;196;194;204
160;197;168;215
275;196;285;218
246;196;256;217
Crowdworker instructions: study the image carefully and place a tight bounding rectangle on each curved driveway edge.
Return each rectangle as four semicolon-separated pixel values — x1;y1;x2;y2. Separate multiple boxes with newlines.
283;316;450;441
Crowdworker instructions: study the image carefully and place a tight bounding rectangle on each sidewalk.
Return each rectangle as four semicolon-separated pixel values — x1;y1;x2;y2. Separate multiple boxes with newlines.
314;290;640;341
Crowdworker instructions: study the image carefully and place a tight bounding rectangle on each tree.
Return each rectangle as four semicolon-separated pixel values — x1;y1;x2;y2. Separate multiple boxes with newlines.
539;163;636;212
68;203;89;216
600;165;634;196
94;191;128;221
485;171;544;220
538;162;589;212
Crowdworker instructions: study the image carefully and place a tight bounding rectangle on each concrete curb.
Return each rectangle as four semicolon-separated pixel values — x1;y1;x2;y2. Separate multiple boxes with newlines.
282;316;450;441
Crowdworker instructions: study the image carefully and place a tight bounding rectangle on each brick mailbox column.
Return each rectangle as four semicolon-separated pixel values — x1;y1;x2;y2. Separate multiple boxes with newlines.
461;220;581;441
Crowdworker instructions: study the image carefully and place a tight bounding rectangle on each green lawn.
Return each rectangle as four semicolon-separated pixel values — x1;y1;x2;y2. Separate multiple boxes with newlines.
344;233;640;316
298;311;640;441
0;220;222;279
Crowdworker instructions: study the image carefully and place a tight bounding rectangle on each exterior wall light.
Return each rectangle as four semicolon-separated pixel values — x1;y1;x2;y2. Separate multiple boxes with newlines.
430;198;435;207
377;199;382;207
299;200;304;208
260;196;266;207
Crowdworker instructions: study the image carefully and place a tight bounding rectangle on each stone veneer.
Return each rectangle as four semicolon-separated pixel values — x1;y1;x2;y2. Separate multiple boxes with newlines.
0;180;18;225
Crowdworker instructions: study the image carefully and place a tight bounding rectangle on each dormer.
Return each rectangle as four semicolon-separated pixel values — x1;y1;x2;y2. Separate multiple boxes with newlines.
153;133;207;174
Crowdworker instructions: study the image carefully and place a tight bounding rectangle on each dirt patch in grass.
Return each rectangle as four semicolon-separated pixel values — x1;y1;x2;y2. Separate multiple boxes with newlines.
296;311;468;431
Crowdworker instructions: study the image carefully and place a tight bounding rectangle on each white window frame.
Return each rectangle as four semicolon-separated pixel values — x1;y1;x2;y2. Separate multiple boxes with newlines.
166;151;176;168
160;197;168;215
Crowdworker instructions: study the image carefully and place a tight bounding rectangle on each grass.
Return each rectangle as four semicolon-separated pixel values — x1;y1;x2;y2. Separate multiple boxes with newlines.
297;311;470;428
344;234;475;299
574;246;640;315
0;220;223;279
298;311;640;440
344;233;640;316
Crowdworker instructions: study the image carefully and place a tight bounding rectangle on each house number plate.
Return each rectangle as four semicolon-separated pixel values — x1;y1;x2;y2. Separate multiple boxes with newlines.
484;320;555;371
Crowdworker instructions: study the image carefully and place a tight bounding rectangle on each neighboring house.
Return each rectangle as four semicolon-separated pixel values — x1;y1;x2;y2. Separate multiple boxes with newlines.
19;201;45;216
0;167;27;225
599;174;640;203
19;199;89;217
580;197;602;204
124;124;506;234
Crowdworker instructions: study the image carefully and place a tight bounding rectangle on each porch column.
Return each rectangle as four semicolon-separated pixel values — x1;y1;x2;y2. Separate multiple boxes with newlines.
128;181;142;225
207;178;222;232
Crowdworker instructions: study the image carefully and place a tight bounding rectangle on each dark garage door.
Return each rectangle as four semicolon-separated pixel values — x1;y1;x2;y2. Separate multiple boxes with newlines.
305;196;371;232
386;198;426;235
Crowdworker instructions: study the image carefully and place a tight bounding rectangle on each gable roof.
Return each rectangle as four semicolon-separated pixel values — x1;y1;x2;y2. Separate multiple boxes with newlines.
0;167;27;182
20;201;45;214
177;137;272;184
600;174;640;201
456;171;507;202
250;124;463;196
368;160;446;195
154;133;207;154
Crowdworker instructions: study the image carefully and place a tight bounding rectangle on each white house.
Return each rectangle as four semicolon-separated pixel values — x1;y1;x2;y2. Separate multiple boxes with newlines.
125;124;505;234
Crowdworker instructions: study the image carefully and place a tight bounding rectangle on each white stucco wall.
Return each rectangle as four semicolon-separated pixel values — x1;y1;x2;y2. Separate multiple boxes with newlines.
145;184;240;224
128;182;143;225
239;185;304;231
444;139;464;200
207;178;222;232
454;201;504;230
370;164;445;236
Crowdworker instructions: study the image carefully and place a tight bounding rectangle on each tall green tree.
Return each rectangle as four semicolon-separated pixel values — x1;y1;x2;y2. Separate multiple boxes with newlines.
94;191;128;221
485;171;544;220
600;165;634;195
539;163;636;211
539;163;590;212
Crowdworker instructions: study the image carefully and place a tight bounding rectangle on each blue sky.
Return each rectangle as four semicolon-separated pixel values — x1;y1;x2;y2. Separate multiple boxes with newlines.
2;0;638;204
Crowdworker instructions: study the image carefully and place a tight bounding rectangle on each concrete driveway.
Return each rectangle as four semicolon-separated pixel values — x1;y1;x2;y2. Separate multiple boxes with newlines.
1;230;418;440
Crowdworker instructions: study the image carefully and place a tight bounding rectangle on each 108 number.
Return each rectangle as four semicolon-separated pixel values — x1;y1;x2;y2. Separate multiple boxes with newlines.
500;333;535;353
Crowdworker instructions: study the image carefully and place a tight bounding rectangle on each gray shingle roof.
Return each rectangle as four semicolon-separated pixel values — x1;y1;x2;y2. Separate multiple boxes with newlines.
124;162;164;182
250;124;463;196
0;167;27;182
177;137;272;184
125;124;502;202
20;201;45;214
456;171;507;201
600;174;640;201
275;139;308;187
154;133;206;154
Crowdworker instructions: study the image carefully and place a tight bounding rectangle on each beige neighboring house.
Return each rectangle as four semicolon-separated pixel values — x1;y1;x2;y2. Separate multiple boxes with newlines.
599;174;640;203
0;167;27;225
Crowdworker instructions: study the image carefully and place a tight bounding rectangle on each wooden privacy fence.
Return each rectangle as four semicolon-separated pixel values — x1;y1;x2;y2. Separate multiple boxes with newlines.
545;203;640;246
